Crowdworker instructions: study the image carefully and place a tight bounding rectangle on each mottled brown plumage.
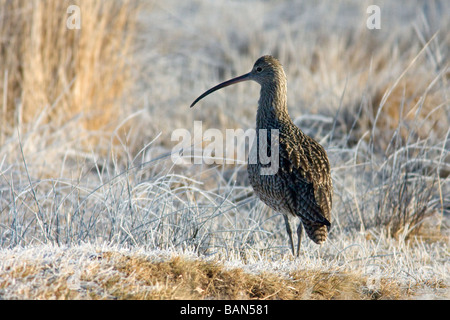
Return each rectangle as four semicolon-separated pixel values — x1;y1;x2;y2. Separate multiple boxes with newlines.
191;55;333;256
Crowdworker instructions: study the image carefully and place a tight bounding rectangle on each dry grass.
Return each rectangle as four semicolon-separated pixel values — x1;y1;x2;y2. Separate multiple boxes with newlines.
2;245;442;300
71;253;406;300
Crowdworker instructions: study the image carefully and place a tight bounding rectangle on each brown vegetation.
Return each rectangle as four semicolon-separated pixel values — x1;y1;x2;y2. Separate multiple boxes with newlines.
1;250;424;300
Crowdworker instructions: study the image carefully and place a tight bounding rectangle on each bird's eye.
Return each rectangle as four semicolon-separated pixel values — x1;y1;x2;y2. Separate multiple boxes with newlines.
256;67;262;72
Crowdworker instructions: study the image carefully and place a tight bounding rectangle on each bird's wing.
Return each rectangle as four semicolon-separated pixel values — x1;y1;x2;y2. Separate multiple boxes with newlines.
278;127;332;224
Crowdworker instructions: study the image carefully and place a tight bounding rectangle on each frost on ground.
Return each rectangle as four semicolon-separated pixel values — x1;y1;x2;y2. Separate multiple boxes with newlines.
0;238;447;299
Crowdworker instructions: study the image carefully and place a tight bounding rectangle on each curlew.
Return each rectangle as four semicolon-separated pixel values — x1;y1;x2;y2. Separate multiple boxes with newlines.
190;55;332;256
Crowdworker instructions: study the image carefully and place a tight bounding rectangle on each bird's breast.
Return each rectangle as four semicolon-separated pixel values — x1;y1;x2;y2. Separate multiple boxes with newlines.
247;163;289;213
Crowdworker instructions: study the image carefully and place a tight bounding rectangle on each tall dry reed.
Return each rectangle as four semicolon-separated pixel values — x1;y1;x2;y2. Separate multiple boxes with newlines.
0;0;137;152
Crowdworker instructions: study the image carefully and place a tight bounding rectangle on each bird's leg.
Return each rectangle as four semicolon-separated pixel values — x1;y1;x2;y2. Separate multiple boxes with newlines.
296;221;303;257
283;215;295;256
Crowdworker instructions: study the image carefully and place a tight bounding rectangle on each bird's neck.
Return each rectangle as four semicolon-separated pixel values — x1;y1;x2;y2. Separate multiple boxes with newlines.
256;81;291;129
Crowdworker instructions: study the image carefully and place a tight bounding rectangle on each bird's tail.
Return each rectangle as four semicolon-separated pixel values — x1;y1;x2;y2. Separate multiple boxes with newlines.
302;220;329;244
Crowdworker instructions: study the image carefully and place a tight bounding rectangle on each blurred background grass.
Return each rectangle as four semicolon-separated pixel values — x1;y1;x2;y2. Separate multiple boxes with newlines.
0;0;138;151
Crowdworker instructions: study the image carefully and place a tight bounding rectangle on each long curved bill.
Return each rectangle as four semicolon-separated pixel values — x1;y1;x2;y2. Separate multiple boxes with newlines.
190;72;251;108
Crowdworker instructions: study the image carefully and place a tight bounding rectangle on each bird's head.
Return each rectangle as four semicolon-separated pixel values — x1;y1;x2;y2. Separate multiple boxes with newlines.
249;55;286;86
190;55;286;108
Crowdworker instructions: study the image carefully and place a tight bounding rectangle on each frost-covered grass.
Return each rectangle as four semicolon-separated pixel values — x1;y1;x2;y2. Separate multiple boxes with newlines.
0;240;447;299
0;0;449;299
